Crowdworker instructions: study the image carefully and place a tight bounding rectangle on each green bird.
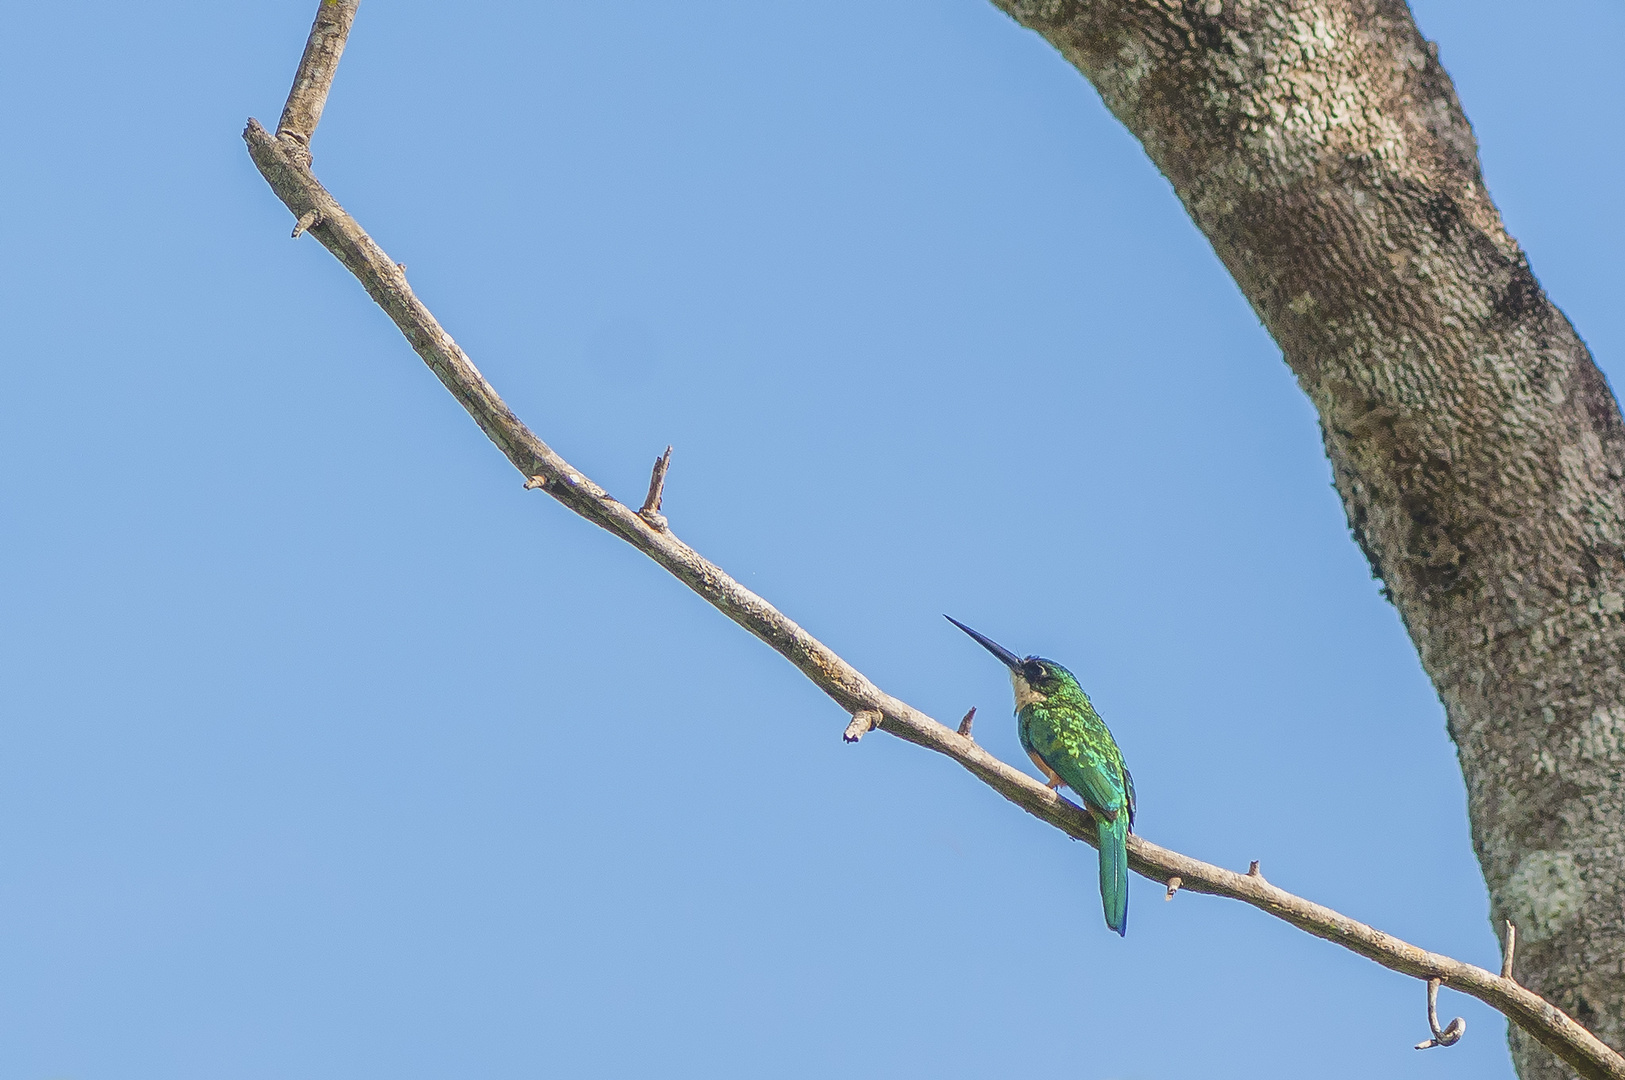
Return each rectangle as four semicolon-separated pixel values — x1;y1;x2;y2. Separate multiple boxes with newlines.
948;616;1135;936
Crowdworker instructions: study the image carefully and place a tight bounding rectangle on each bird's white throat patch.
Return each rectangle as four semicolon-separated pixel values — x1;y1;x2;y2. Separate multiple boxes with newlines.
1010;671;1046;710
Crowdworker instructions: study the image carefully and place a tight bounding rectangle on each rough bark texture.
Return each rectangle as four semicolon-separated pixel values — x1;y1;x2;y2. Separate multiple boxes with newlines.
986;2;1625;1076
275;0;358;165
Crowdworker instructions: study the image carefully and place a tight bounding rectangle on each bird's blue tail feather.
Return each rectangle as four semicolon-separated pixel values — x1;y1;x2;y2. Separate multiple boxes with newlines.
1098;812;1129;936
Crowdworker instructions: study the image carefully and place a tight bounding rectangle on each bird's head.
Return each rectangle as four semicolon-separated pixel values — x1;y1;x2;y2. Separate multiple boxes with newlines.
946;616;1075;708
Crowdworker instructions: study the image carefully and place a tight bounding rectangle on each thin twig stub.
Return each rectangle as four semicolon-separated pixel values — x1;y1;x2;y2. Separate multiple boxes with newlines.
639;446;672;528
843;709;883;743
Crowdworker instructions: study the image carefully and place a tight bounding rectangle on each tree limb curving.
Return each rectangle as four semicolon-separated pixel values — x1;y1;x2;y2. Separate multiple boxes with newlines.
984;4;1625;1075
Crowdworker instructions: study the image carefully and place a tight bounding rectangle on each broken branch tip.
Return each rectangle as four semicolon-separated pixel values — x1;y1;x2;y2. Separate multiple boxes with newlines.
292;208;322;237
638;445;673;525
843;709;883;743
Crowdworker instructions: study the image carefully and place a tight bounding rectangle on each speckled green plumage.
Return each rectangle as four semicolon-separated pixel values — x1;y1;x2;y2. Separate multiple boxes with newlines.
947;617;1137;936
1016;663;1134;935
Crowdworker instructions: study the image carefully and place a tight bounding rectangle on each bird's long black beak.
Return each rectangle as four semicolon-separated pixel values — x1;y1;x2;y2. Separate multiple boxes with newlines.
945;616;1023;672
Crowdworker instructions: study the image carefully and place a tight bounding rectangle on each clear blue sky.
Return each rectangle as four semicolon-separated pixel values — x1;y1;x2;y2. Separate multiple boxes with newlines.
2;2;1620;1078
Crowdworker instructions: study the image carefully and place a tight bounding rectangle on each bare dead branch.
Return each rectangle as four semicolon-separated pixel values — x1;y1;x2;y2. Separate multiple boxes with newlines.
275;0;359;165
957;706;977;739
1165;875;1181;901
1504;921;1519;981
240;8;1625;1079
1415;977;1468;1050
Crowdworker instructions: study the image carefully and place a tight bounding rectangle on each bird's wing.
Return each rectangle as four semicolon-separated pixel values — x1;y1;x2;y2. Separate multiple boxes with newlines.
1024;704;1127;817
1045;743;1126;820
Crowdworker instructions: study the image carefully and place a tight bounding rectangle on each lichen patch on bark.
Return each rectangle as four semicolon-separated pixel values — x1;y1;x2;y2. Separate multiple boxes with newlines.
1504;851;1584;943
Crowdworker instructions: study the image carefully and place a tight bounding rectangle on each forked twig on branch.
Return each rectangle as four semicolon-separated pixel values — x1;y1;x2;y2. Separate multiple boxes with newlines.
241;5;1625;1078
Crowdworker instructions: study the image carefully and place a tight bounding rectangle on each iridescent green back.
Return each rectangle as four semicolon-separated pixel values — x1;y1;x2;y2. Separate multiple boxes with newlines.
1017;666;1127;817
1016;660;1132;935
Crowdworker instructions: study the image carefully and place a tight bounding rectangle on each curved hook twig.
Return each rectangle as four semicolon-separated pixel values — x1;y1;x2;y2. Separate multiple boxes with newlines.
1415;977;1467;1050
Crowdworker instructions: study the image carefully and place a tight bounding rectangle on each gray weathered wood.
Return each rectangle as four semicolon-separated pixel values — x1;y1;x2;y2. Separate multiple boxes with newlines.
275;0;359;165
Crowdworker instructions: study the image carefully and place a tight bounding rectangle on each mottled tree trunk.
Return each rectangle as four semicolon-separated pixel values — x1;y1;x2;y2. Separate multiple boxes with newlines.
987;1;1625;1075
